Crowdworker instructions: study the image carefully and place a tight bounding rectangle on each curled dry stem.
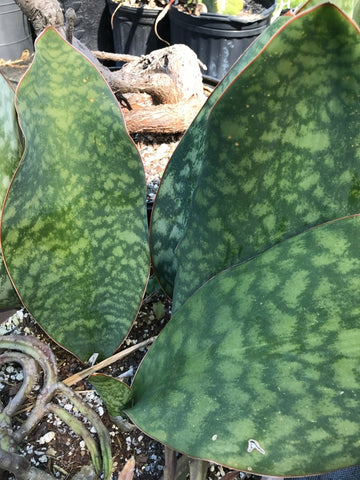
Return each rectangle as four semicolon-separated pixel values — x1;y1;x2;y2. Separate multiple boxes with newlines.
0;335;58;390
0;335;112;479
189;459;209;480
0;446;31;479
0;352;38;416
0;446;59;480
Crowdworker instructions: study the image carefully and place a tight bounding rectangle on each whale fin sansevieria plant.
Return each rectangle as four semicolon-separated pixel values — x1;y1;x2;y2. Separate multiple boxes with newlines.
0;0;360;478
0;27;150;363
0;27;149;479
91;3;360;478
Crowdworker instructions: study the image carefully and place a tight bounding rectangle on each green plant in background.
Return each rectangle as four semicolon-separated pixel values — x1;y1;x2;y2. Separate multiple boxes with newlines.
201;0;244;15
0;1;359;479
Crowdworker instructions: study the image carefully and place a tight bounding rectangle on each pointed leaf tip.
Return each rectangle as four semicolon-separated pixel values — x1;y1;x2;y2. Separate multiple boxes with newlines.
90;374;134;417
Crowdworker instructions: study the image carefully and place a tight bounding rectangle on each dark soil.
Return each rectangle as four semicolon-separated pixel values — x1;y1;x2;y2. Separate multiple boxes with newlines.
0;294;261;480
0;289;172;479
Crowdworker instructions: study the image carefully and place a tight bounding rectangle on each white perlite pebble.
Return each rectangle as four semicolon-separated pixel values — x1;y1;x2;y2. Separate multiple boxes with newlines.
12;316;20;326
38;431;55;444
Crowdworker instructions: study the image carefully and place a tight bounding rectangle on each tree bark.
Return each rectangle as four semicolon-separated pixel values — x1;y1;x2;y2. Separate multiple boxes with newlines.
123;98;205;134
14;0;65;36
107;44;205;105
116;44;205;103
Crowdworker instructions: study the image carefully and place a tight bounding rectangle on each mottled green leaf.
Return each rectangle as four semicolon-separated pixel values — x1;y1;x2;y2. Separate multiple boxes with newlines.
89;373;133;416
0;28;149;361
150;16;289;297
0;74;22;309
145;275;162;296
126;215;360;476
153;5;360;311
300;0;360;25
104;6;360;477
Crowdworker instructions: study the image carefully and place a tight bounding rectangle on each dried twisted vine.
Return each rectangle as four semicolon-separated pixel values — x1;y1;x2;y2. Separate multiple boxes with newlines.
0;335;112;480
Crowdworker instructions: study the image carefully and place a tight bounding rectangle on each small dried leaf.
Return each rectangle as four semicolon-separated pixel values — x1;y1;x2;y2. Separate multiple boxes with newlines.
118;456;135;480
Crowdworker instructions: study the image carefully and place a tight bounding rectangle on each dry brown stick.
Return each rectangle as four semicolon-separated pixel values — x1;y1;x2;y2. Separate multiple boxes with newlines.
64;336;157;387
92;50;140;63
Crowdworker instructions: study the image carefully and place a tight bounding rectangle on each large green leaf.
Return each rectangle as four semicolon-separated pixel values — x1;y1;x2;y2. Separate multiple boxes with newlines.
0;28;149;361
300;0;360;25
90;5;360;476
153;5;360;311
124;215;360;476
0;74;22;309
150;15;290;297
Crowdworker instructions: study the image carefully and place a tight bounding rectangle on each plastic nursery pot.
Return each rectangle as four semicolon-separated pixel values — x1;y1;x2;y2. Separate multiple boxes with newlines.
106;0;170;57
169;0;276;82
0;0;34;61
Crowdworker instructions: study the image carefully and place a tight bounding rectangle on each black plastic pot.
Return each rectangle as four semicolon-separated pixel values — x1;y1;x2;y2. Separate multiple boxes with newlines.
169;0;276;82
0;0;33;61
106;0;170;57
